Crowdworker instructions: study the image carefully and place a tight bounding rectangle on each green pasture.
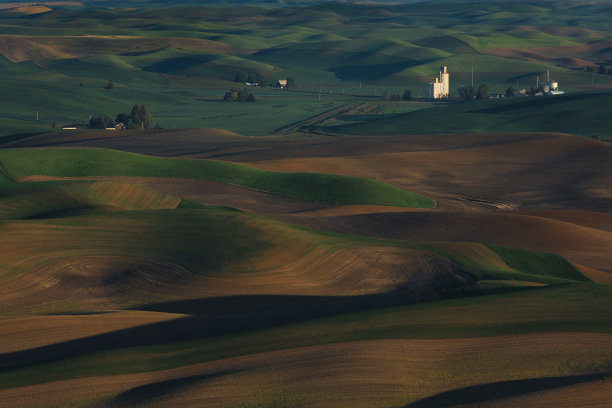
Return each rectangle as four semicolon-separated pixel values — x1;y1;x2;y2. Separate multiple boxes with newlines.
327;92;612;139
0;1;610;137
0;67;363;136
414;242;589;287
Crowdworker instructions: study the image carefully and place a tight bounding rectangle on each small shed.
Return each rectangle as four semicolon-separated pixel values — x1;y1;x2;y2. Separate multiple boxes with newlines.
275;80;287;89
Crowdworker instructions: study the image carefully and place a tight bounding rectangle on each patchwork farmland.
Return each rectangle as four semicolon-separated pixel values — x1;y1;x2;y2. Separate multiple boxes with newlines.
0;1;611;407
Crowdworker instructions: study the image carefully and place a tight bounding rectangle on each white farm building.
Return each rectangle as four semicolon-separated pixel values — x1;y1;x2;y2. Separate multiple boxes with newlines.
429;66;449;99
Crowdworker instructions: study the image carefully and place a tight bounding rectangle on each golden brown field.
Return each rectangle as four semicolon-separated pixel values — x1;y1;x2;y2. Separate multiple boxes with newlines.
1;129;611;407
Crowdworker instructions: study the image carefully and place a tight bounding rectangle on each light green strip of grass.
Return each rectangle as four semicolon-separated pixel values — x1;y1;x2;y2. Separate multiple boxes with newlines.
489;245;590;283
414;242;590;285
0;148;434;208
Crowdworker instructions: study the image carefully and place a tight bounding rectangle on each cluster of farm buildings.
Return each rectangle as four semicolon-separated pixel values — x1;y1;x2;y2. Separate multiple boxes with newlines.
428;66;564;99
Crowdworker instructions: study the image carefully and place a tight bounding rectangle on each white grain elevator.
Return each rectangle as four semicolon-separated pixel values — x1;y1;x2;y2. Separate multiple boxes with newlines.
429;66;449;99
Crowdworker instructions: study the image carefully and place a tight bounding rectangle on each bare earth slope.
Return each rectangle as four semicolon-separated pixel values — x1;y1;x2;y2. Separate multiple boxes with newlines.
2;130;612;407
9;131;612;211
13;130;611;274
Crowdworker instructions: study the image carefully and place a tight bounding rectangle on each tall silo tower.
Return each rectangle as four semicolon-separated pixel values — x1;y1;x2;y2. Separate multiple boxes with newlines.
440;66;449;97
430;66;450;99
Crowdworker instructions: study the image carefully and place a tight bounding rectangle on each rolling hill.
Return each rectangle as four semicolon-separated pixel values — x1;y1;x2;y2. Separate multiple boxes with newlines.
1;1;612;407
1;1;612;137
324;92;612;139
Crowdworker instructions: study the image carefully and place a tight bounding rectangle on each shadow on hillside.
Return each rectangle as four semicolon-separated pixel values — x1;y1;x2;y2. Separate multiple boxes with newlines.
0;290;439;370
0;283;539;374
111;371;235;407
405;372;612;408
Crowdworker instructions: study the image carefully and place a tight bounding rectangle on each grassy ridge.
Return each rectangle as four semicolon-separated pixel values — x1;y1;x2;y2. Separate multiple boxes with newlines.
490;245;589;283
416;242;589;286
0;148;434;208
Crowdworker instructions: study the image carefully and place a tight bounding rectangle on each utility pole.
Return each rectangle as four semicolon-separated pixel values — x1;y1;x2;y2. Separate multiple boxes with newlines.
471;56;475;88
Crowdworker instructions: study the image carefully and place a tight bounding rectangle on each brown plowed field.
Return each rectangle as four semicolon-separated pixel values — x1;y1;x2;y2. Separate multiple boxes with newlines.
0;36;230;64
1;333;610;408
0;311;184;354
0;246;465;314
277;210;612;275
9;131;612;276
3;130;612;407
12;131;611;211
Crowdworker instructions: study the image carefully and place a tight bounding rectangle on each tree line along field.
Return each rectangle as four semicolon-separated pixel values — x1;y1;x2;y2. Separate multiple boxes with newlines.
1;0;612;137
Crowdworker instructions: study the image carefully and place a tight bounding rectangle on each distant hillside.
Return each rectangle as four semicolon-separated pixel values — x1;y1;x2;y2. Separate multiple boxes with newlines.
1;0;612;136
324;92;612;139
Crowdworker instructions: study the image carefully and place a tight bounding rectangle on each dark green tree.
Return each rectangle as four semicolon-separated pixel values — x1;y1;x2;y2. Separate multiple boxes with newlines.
224;89;239;102
382;92;400;101
599;63;607;75
247;72;257;84
139;105;152;129
89;114;114;129
458;85;476;100
223;88;255;102
286;77;296;89
238;88;249;102
235;71;248;83
256;72;266;87
104;80;114;90
115;113;130;126
476;83;490;99
127;104;153;129
505;86;515;97
403;89;412;100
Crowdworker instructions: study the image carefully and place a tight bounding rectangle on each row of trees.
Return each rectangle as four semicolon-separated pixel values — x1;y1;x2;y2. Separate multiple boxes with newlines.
223;88;256;102
234;71;266;86
585;64;612;75
457;84;491;100
89;104;155;129
382;90;412;101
